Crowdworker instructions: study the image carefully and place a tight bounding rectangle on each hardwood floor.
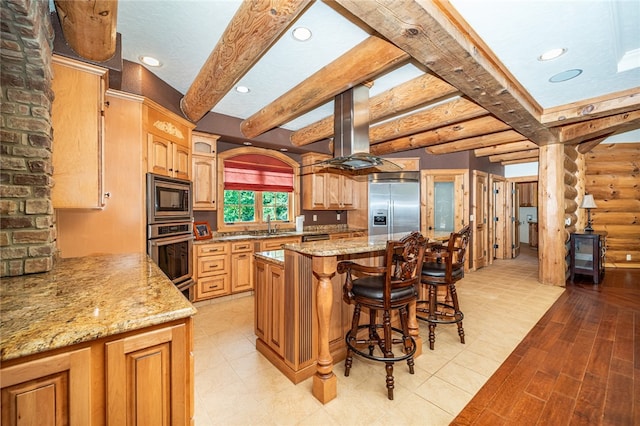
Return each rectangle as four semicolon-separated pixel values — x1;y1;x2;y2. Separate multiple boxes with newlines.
452;264;640;425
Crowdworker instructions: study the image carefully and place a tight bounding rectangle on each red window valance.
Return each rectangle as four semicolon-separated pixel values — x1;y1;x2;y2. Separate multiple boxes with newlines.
224;154;294;192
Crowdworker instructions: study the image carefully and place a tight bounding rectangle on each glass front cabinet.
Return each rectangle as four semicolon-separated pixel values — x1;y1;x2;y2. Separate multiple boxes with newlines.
570;232;606;284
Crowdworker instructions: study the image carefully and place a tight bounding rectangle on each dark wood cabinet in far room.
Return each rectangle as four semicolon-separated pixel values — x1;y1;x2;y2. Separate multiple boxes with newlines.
570;232;606;284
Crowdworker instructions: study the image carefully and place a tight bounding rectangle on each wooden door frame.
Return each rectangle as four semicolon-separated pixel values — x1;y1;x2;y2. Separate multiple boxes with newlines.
472;171;489;271
489;174;508;263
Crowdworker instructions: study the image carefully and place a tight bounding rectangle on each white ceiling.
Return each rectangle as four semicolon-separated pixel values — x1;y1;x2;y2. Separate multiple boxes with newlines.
113;0;639;132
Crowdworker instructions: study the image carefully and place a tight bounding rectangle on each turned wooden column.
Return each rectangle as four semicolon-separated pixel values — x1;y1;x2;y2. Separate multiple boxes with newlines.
311;256;337;403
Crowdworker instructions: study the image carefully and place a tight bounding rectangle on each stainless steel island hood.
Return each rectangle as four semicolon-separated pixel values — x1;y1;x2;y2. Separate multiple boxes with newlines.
319;85;402;172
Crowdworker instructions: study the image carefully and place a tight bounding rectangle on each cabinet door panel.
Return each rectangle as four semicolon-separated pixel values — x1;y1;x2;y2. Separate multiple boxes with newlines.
174;144;190;180
51;56;106;209
1;348;91;426
148;135;172;176
193;155;216;209
106;324;189;426
232;253;254;292
268;264;285;357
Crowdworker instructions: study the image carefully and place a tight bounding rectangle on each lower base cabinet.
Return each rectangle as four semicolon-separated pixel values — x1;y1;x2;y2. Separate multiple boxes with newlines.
1;319;193;426
0;347;92;425
254;258;285;358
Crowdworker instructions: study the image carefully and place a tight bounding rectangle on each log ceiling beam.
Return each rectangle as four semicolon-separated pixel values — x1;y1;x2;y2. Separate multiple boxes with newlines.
180;0;312;123
370;115;510;155
489;149;539;163
502;157;540;165
53;0;118;62
558;109;640;144
240;35;409;138
576;135;613;155
369;97;488;144
334;0;560;145
425;129;525;155
474;140;538;157
541;87;640;127
290;73;459;146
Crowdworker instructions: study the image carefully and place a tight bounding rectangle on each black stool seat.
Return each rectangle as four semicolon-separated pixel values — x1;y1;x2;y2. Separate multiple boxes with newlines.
416;225;471;350
338;231;426;400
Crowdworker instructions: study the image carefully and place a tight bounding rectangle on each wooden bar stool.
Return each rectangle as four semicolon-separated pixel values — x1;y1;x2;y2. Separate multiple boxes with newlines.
337;231;426;400
417;225;471;350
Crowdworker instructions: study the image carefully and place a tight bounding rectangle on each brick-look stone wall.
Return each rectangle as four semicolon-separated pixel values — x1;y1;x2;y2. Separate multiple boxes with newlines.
1;0;55;277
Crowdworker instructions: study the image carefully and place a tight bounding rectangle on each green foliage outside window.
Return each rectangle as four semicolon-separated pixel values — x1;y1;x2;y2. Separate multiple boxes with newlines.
223;190;290;223
263;192;289;221
223;190;255;223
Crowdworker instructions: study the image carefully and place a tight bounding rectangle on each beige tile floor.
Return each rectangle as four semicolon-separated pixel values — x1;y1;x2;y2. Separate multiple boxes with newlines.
192;247;564;425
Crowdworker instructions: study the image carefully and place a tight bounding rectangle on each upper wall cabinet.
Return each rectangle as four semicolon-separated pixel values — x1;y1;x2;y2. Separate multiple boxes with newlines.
192;132;219;210
144;101;194;181
519;182;538;207
301;152;359;210
51;55;107;209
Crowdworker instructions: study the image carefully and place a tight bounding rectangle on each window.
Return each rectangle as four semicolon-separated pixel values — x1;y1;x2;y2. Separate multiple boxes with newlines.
217;148;299;231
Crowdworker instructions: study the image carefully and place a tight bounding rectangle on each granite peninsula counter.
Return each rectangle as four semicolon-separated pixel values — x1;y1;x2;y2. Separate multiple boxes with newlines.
0;253;197;424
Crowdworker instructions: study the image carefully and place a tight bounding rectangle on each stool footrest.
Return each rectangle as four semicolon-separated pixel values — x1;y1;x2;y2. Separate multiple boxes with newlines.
345;324;416;363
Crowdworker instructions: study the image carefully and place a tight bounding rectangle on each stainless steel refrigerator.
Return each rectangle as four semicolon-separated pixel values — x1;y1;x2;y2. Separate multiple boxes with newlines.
368;172;421;237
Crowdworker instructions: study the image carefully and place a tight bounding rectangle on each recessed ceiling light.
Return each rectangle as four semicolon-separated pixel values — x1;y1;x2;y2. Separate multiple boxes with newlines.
236;85;250;93
549;69;583;83
139;56;161;67
243;141;252;146
280;148;288;152
292;27;312;41
538;48;567;61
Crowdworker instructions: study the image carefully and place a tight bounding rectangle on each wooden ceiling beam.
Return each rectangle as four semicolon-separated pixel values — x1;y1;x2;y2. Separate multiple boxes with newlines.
290;73;459;146
240;35;409;138
369;97;488;143
180;0;312;123
541;87;640;127
489;149;539;163
474;140;538;157
369;115;510;155
334;0;559;145
558;109;640;144
501;157;539;165
426;129;525;154
53;0;118;62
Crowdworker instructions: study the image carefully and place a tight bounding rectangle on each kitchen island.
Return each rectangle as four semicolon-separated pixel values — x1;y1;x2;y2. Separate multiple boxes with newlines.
0;253;197;425
255;232;439;404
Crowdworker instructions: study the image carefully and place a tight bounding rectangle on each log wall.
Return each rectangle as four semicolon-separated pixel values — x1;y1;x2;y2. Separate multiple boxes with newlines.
583;143;640;268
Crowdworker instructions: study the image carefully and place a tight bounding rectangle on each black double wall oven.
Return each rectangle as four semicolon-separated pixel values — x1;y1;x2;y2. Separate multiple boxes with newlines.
146;173;195;298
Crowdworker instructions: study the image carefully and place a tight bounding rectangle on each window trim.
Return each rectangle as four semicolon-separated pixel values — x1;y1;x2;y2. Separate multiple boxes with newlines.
217;147;300;233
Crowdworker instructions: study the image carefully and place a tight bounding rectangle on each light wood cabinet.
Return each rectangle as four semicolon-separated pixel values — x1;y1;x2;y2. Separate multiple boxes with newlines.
51;55;107;209
194;242;230;300
301;153;360;210
106;323;191;426
329;231;365;240
1;319;193;426
231;241;254;293
192;132;219;210
56;90;147;258
1;347;92;425
259;236;301;251
519;182;538;207
254;258;285;357
144;101;194;180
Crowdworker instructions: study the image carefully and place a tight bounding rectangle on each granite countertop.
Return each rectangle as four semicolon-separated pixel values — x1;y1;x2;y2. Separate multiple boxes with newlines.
196;226;366;244
282;232;449;257
253;250;285;266
0;253;197;362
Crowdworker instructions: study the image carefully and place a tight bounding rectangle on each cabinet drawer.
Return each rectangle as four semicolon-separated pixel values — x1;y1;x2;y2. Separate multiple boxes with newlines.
196;275;229;298
261;237;300;251
198;255;228;276
231;241;253;253
197;243;228;256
